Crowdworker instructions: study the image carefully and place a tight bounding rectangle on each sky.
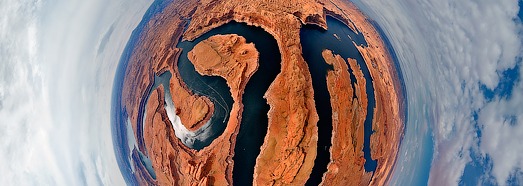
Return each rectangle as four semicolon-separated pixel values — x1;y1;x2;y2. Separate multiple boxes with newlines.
0;0;152;184
352;0;523;185
1;0;522;185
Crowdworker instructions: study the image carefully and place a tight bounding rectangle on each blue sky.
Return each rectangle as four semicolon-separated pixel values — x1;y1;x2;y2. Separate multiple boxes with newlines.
353;0;523;185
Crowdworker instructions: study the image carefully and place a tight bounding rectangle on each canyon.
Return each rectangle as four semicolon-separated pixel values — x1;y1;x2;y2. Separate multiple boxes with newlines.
117;0;404;185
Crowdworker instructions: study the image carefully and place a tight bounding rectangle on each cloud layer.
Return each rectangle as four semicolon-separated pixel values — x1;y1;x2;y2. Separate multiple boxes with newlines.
0;0;57;184
353;0;523;185
0;0;151;184
2;0;522;184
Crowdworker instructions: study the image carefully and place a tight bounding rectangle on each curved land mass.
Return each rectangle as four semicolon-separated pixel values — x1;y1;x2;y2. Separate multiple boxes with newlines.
119;0;404;185
145;34;258;185
321;49;371;185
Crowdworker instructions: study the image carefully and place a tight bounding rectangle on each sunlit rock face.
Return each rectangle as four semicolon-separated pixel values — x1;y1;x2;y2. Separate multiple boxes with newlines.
112;0;405;185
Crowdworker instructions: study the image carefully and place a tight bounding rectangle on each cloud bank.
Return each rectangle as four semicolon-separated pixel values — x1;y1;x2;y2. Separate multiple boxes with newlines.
353;0;523;185
2;0;522;184
0;0;151;185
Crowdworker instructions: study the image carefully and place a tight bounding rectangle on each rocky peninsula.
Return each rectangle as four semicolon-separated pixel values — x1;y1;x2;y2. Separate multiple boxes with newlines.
119;0;404;185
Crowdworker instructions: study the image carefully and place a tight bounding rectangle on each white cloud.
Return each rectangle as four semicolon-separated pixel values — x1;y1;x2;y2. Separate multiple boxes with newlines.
479;77;523;184
0;0;59;184
352;0;522;185
0;0;151;185
3;0;522;184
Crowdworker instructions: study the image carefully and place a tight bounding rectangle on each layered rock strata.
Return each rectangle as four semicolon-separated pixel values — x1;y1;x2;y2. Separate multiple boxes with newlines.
121;0;403;185
188;34;259;99
143;34;259;185
321;49;372;185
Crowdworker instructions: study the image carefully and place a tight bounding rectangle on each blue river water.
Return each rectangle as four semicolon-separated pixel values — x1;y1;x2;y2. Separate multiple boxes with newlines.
111;0;172;184
112;0;405;184
175;21;281;185
301;16;377;185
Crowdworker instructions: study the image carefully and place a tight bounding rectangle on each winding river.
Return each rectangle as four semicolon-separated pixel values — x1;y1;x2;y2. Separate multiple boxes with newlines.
113;5;380;184
175;21;282;185
301;16;377;185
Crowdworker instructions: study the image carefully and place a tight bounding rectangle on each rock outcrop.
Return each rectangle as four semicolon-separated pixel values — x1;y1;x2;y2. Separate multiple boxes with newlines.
120;0;404;185
141;33;260;185
188;34;259;99
321;49;372;185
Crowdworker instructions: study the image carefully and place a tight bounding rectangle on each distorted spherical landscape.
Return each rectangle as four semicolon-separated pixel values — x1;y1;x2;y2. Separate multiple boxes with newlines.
113;0;403;185
2;0;523;185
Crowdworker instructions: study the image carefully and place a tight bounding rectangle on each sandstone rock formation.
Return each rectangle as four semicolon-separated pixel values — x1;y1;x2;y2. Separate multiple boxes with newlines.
321;49;372;185
188;34;259;99
141;33;259;185
120;0;404;185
